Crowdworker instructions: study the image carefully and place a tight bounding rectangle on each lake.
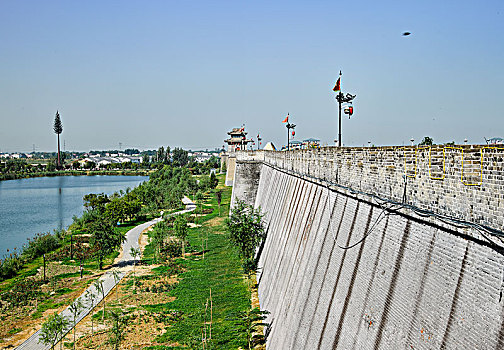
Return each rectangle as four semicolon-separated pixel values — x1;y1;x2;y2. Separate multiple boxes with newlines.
0;175;148;256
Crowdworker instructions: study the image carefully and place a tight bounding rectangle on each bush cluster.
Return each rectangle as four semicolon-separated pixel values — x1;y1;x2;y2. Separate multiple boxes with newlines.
22;232;62;260
0;230;64;281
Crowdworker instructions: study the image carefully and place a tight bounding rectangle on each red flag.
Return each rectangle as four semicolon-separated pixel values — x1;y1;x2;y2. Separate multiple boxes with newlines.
282;113;289;123
333;77;341;92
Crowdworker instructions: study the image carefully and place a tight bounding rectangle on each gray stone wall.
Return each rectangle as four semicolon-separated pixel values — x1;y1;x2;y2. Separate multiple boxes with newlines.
236;145;504;232
230;161;262;210
229;145;504;349
225;155;236;186
252;164;504;350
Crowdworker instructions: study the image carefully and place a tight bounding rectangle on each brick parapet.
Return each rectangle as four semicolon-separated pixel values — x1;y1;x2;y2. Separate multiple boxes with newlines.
235;145;504;231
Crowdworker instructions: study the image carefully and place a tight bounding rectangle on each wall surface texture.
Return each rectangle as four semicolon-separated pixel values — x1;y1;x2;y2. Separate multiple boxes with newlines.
225;155;236;186
230;146;504;350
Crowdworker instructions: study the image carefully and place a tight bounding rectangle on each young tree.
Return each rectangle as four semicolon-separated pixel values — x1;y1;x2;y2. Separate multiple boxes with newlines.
172;147;189;166
233;308;270;350
141;153;150;167
130;247;141;289
112;269;121;303
89;217;125;269
156;146;165;163
83;193;109;212
226;200;265;273
68;299;83;349
124;197;141;221
174;214;188;257
93;279;106;322
84;161;96;170
108;309;127;350
419;136;434;145
215;190;223;216
165;146;171;164
53;111;63;170
104;197;126;224
195;190;204;224
39;312;70;350
85;290;96;341
209;172;218;189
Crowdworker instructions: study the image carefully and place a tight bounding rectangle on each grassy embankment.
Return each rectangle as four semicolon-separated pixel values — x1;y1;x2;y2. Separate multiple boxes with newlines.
67;175;254;349
0;220;148;347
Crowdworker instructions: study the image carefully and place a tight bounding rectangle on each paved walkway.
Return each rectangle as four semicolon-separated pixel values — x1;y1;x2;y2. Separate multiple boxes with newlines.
16;197;196;350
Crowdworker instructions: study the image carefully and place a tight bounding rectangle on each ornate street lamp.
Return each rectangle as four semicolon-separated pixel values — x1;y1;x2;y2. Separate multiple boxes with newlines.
284;113;296;151
333;71;356;147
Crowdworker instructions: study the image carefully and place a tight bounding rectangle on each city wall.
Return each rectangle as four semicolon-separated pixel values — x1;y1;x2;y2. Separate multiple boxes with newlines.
229;145;504;349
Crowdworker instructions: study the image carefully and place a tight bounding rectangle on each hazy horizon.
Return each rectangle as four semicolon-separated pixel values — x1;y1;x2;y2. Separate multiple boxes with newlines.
1;1;503;153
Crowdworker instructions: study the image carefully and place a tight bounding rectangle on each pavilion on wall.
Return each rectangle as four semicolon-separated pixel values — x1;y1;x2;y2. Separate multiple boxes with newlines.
224;127;253;152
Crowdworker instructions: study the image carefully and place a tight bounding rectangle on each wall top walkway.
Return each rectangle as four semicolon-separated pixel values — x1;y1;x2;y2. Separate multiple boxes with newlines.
234;145;504;237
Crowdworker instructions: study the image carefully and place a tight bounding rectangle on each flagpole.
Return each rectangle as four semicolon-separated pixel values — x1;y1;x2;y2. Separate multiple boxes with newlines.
284;113;295;151
334;71;356;148
287;123;290;151
338;91;342;147
337;71;342;147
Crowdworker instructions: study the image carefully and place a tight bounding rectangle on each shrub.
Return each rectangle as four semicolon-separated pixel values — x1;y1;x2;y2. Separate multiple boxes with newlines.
160;240;183;260
226;200;265;273
0;252;24;281
0;277;44;309
22;232;61;260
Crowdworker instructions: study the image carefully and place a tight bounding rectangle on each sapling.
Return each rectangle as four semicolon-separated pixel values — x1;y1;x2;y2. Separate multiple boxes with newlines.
39;312;70;350
130;247;141;290
93;279;105;322
112;269;121;303
174;215;188;258
108;309;127;350
68;299;83;349
85;290;96;342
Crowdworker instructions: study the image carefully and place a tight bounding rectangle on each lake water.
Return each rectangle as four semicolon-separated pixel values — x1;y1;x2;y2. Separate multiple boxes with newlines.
0;175;148;256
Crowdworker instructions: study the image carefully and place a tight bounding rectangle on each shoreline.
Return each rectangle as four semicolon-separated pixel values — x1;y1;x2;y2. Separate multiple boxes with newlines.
0;169;152;182
0;174;150;257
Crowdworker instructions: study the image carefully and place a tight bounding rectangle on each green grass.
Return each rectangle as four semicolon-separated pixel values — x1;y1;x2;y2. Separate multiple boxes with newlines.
143;176;250;349
0;219;146;293
54;287;73;295
7;327;22;335
55;271;92;279
32;300;67;319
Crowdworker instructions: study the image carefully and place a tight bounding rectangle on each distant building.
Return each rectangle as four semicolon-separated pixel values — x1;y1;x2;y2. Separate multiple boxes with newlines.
486;137;504;145
224;127;253;152
117;156;141;164
263;142;277;151
223;126;253;187
288;140;303;150
302;138;320;149
189;152;212;163
10;153;27;159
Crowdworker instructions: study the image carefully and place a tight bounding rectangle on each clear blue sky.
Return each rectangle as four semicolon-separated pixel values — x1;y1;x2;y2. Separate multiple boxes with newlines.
1;0;503;152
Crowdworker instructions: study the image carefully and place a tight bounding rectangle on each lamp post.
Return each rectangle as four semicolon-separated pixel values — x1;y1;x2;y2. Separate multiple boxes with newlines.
286;120;296;151
334;71;356;147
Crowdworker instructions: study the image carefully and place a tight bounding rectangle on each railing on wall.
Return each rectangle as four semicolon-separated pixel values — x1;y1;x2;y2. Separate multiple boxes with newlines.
234;145;504;232
236;145;504;187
